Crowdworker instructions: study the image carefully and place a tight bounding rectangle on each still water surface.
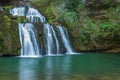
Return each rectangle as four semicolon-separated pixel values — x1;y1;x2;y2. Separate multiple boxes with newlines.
0;53;120;80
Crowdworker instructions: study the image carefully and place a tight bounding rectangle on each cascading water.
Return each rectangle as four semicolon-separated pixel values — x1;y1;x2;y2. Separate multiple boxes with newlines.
10;6;74;56
44;23;60;55
10;7;26;16
19;23;40;56
57;25;73;53
10;7;43;57
26;7;45;23
10;7;46;22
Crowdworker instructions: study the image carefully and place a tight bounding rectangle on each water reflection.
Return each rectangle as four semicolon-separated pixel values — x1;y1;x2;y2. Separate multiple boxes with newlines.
61;56;72;74
19;58;39;80
19;56;72;80
19;55;120;80
44;57;54;80
44;56;72;80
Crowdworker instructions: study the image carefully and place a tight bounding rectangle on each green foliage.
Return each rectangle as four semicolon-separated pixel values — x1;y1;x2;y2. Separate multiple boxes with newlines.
63;12;77;25
65;0;82;11
18;17;29;23
32;0;50;9
104;0;118;5
4;15;10;28
32;0;50;3
99;21;119;32
0;6;21;55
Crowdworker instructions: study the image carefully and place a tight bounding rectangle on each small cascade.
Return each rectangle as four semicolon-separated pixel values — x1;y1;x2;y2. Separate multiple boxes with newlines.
57;25;73;53
19;23;40;57
26;7;45;23
44;23;60;55
10;7;26;16
10;7;46;22
10;6;74;56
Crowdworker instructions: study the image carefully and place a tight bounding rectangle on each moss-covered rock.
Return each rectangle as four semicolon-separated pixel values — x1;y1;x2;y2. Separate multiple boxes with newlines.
0;6;21;56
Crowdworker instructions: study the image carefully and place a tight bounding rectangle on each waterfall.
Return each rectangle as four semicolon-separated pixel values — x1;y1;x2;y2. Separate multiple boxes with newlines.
19;23;40;57
57;25;73;53
44;23;60;55
10;6;74;56
10;7;46;22
10;7;45;57
10;7;26;16
26;7;45;23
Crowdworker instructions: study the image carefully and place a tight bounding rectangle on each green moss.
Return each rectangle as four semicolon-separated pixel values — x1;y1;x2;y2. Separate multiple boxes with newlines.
18;17;29;23
4;15;11;28
0;6;21;56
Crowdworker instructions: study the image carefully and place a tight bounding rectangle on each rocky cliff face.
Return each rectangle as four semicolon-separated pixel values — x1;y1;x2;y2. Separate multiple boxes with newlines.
0;7;21;56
